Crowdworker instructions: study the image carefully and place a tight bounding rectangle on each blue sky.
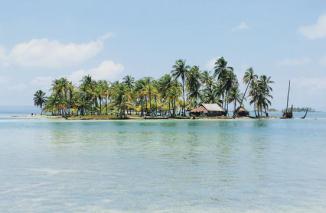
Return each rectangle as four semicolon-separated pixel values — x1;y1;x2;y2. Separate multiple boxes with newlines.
1;0;326;110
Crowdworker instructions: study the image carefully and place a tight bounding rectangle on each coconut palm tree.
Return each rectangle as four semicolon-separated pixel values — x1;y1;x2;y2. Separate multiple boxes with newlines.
231;67;258;117
214;57;235;110
228;86;242;114
157;74;174;115
220;69;238;114
249;75;274;117
134;79;147;116
143;77;155;115
167;80;182;117
258;75;274;116
51;77;72;116
112;83;131;118
95;80;109;115
186;66;201;108
123;75;135;89
200;71;222;104
122;75;135;114
214;57;230;80
80;75;96;115
240;67;258;107
171;59;190;116
33;90;46;114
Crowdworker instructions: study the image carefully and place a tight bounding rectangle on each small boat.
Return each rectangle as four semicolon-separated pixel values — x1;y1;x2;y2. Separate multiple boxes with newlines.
282;81;293;119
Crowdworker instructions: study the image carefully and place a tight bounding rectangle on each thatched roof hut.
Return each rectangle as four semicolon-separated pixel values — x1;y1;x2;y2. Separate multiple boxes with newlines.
190;104;226;117
190;105;208;114
236;106;249;117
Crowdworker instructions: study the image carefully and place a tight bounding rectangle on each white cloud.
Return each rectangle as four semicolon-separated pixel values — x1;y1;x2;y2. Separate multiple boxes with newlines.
299;14;326;39
277;57;312;66
29;60;124;88
68;60;124;83
0;33;111;68
232;21;249;32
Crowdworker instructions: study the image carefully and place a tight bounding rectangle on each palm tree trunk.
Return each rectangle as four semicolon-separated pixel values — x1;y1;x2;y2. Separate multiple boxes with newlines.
182;78;185;116
99;98;102;115
141;98;144;117
106;95;108;115
234;101;236;115
149;91;152;116
240;81;250;107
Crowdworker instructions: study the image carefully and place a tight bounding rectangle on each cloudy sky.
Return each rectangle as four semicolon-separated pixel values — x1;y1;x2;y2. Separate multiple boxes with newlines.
0;0;326;110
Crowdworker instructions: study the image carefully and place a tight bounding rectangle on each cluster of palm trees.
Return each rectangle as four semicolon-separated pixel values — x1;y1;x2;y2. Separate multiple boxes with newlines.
33;57;274;118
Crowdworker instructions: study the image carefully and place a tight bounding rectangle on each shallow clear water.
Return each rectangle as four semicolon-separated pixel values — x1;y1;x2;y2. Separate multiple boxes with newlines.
1;115;326;212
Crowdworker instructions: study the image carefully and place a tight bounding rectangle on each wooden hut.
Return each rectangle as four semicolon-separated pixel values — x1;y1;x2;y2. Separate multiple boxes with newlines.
190;104;226;117
235;106;249;117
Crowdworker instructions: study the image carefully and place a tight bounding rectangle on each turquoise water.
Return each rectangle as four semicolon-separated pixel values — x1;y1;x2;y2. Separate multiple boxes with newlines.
1;114;326;212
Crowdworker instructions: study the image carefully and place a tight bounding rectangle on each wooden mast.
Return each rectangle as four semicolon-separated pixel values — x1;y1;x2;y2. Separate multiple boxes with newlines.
286;80;290;113
282;80;293;119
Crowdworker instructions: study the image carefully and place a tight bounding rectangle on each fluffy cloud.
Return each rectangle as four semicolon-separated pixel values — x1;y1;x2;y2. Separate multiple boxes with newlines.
277;57;312;66
1;33;111;68
68;60;124;83
299;14;326;39
232;21;249;32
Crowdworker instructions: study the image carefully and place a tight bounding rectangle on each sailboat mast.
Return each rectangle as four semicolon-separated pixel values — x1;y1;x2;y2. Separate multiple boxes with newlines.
286;80;291;113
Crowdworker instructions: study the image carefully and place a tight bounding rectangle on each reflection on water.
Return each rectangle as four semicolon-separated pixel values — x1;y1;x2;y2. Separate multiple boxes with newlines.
1;118;326;212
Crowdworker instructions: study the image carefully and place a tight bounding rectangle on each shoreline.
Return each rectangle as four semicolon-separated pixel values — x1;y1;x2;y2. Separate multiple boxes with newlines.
8;114;281;121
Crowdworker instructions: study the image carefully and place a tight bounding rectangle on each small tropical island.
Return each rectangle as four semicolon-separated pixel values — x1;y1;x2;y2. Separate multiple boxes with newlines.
33;57;275;120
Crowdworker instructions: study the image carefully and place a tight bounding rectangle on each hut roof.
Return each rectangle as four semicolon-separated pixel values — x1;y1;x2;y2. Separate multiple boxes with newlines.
202;104;225;112
236;106;248;113
191;106;208;113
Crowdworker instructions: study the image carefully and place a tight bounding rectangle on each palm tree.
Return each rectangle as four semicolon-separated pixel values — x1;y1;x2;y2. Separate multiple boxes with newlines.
80;75;96;115
259;75;274;116
157;74;174;116
123;75;135;89
249;75;274;117
186;66;202;108
134;79;147;116
240;67;258;107
171;59;190;116
122;75;135;115
112;83;131;118
95;80;109;115
143;77;155;115
219;68;238;114
200;71;222;104
33;90;46;114
167;80;182;117
214;57;230;80
51;77;72;116
228;86;242;113
214;57;235;110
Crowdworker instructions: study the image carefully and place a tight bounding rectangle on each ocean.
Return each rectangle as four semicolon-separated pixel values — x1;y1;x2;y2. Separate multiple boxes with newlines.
0;111;326;212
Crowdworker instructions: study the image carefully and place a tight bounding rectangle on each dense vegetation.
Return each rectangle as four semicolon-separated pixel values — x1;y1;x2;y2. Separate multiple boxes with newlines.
33;57;274;118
